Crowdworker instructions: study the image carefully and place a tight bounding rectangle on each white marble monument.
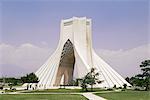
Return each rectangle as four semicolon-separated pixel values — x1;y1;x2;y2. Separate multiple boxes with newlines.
34;17;131;89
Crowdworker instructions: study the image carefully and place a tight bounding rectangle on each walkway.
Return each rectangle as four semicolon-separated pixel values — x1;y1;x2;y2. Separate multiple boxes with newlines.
82;93;107;100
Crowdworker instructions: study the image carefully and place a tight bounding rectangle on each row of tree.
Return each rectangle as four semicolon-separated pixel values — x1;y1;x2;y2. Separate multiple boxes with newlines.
0;77;22;86
0;73;38;90
0;73;38;85
125;60;150;91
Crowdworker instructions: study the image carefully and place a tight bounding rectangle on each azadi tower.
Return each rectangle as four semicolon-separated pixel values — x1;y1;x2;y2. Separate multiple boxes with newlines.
35;17;131;89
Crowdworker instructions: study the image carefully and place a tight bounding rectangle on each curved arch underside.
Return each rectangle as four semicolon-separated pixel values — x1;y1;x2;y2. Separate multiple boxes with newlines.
54;39;75;86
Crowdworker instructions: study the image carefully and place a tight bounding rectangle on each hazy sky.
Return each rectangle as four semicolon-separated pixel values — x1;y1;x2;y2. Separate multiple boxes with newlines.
0;0;149;77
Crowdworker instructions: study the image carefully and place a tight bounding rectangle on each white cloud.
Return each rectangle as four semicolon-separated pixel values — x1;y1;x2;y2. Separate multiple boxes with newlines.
41;41;49;47
95;44;150;77
0;43;53;77
0;43;149;77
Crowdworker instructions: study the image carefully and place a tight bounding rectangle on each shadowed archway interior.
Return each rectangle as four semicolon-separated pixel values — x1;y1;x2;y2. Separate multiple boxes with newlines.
54;39;75;86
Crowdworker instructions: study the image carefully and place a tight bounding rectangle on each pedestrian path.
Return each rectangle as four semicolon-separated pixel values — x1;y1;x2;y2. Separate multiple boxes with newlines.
82;93;107;100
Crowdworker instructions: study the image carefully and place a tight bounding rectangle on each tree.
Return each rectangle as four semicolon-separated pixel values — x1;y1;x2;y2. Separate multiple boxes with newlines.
21;72;38;83
129;60;150;91
27;73;39;83
130;76;144;87
21;76;28;83
81;68;103;91
139;60;150;90
0;77;22;86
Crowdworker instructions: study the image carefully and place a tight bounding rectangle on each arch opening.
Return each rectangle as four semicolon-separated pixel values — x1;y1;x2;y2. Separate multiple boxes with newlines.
54;39;75;86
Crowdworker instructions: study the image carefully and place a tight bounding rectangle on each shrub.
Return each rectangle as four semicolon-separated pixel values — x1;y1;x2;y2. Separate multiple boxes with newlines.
107;88;113;91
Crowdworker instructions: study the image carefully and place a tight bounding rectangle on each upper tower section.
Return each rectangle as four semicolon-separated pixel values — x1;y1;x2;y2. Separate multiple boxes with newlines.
62;17;91;26
59;17;92;45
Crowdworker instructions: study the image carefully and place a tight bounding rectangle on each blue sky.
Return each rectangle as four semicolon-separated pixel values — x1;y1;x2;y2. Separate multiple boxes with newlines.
1;0;149;50
0;0;149;77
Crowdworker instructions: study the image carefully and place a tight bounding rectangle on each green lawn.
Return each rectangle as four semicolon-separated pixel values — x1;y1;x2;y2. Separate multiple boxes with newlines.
23;88;105;93
95;91;150;100
0;94;87;100
23;88;82;93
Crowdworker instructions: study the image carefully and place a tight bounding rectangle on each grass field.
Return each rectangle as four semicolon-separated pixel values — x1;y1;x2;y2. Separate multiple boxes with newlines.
0;94;87;100
95;91;150;100
2;89;149;100
23;88;105;93
23;88;82;93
